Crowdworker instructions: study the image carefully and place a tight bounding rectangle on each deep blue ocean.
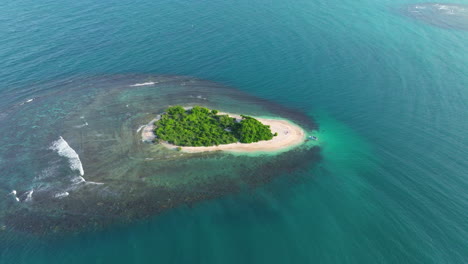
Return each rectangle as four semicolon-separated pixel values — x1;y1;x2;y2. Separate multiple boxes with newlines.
0;0;467;263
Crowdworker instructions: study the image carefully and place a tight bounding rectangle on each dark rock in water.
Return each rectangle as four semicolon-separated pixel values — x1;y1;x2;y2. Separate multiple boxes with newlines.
400;3;468;30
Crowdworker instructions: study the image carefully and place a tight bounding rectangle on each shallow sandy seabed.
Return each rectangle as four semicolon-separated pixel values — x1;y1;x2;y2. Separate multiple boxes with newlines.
145;112;306;153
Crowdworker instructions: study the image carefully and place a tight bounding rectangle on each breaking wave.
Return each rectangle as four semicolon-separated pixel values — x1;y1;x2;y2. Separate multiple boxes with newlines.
136;125;145;133
54;191;69;198
50;136;84;176
24;189;34;202
70;176;103;185
71;176;86;184
74;122;88;128
130;82;156;87
9;190;19;202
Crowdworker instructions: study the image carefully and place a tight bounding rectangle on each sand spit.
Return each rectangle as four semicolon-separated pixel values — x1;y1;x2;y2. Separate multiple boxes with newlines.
141;117;160;142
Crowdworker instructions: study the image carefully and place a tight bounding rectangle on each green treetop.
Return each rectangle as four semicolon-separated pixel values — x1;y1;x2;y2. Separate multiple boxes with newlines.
154;106;275;147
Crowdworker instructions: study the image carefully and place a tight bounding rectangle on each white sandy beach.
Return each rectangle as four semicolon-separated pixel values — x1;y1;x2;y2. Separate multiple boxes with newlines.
144;112;306;153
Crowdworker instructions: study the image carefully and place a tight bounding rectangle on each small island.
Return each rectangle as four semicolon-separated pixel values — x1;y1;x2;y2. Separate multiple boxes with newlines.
154;106;277;146
144;106;306;153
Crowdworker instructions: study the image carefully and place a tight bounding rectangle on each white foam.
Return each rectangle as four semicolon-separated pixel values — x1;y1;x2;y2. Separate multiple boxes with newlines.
54;191;69;198
35;165;58;181
71;176;86;184
136;125;146;133
70;175;103;186
86;181;104;185
74;122;88;128
50;136;84;176
9;190;20;202
189;95;207;100
25;189;34;202
19;98;35;106
130;82;156;87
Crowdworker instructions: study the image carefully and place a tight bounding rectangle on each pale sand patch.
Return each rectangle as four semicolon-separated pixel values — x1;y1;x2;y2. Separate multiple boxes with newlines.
155;112;306;153
141;117;160;142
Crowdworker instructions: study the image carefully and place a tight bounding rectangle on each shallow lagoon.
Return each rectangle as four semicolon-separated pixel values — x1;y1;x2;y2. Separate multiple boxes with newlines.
0;75;319;234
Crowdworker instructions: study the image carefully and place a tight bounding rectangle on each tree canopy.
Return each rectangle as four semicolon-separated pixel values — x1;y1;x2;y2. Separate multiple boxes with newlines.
154;106;275;147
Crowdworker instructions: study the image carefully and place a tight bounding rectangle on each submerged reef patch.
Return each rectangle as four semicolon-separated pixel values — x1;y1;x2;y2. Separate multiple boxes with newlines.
400;3;468;30
0;75;320;234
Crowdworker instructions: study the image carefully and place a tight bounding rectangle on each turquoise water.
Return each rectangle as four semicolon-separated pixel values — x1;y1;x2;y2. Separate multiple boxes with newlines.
1;0;467;263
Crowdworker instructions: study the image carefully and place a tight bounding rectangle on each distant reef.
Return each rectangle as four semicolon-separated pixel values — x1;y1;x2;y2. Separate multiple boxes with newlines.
400;3;468;30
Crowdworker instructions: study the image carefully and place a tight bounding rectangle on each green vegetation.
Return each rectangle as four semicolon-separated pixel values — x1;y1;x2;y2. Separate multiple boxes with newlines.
154;106;275;147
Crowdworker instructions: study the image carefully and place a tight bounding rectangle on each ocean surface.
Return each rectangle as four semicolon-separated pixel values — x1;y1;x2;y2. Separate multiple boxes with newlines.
0;0;467;263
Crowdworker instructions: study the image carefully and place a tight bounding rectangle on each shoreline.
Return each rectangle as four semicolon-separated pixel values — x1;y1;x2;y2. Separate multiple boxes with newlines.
141;117;160;142
144;111;306;153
